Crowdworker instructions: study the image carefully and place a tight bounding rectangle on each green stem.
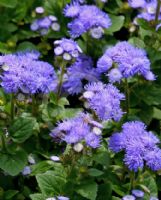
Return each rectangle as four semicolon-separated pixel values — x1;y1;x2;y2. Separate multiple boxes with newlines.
57;62;65;102
155;0;161;25
129;171;135;191
125;79;130;115
32;95;37;116
11;93;15;122
1;133;7;152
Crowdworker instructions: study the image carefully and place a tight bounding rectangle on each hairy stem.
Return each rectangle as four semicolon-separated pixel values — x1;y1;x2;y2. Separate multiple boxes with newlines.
155;0;161;25
0;133;7;152
57;62;65;102
11;93;15;122
129;171;135;192
125;79;130;115
32;95;37;116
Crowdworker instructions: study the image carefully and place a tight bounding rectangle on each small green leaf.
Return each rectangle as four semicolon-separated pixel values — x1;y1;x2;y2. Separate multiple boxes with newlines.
0;0;17;8
88;168;104;177
106;15;125;33
0;149;27;176
30;193;45;200
128;37;145;49
17;42;37;51
153;107;161;120
31;161;55;175
93;148;110;167
76;181;98;200
36;169;67;196
9;117;37;143
4;190;19;199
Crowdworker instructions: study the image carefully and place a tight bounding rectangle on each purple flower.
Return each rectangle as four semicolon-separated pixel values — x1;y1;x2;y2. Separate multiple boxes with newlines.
30;15;60;34
107;68;123;83
132;189;144;198
35;7;44;14
84;82;125;121
50;112;102;148
54;38;82;60
64;5;111;38
97;55;113;73
144;147;161;171
109;121;161;172
37;16;52;28
122;195;136;200
63;55;99;94
57;196;70;200
97;41;155;82
85;132;101;148
128;0;145;8
0;51;57;94
64;2;80;18
129;0;161;23
22;166;31;176
150;197;159;200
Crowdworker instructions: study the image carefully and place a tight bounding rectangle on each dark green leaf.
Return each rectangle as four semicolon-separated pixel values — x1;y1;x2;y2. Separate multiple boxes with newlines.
0;149;27;176
106;15;125;33
36;169;67;195
30;193;45;200
0;0;17;8
76;181;98;200
9;117;37;143
88;168;104;177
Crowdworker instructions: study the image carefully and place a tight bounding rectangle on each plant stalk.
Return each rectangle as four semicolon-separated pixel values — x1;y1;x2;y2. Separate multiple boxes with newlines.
11;93;15;122
57;62;65;102
125;79;130;115
155;0;161;25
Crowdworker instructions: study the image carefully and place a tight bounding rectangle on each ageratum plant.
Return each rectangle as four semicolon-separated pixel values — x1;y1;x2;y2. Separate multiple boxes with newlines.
0;0;161;200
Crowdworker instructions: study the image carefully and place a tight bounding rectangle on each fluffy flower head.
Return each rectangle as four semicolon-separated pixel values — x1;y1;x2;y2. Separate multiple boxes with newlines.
0;51;57;94
109;121;161;172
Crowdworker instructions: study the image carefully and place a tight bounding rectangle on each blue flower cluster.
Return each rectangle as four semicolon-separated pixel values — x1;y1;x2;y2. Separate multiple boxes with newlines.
83;82;125;121
63;55;99;94
50;112;103;149
54;38;82;61
109;121;161;172
0;51;57;94
31;9;60;35
128;0;161;22
64;3;111;38
97;41;155;83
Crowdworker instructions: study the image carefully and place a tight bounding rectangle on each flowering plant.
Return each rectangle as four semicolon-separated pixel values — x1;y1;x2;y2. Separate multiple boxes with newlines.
0;0;161;200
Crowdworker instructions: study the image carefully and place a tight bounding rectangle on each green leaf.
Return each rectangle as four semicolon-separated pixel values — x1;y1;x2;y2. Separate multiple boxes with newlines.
0;149;27;176
128;37;145;49
76;181;98;200
30;193;45;200
17;42;37;51
57;108;83;119
36;169;67;196
4;190;19;199
88;168;104;177
137;18;154;31
97;183;112;200
0;0;17;8
143;174;158;196
106;15;125;33
93;148;110;167
153;107;161;120
9;117;37;143
31;161;55;175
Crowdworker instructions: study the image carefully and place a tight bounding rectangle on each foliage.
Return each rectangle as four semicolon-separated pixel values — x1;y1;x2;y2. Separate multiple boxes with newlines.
0;0;161;200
